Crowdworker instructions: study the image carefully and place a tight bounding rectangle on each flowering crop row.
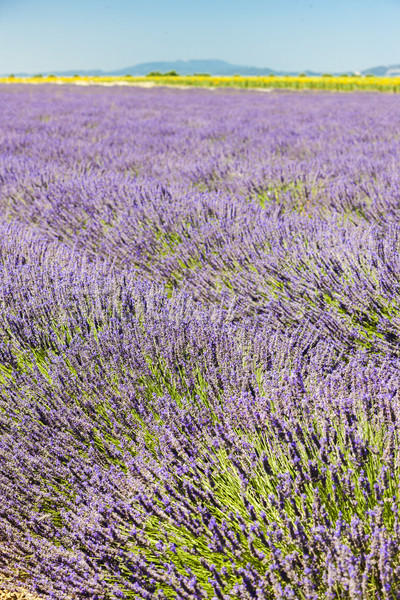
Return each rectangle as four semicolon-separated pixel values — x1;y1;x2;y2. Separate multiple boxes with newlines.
3;74;400;93
1;85;400;598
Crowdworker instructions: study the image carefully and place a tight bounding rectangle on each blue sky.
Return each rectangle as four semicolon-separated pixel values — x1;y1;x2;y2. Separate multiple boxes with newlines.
1;0;400;74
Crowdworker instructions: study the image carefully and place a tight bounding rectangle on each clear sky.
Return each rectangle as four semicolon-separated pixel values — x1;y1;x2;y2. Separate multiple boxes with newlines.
1;0;400;74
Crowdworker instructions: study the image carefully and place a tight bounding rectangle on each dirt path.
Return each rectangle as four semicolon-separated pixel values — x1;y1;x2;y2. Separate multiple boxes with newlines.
0;576;41;600
0;591;38;600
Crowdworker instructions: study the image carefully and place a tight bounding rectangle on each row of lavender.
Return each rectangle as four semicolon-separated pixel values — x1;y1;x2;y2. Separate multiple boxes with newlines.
1;85;400;598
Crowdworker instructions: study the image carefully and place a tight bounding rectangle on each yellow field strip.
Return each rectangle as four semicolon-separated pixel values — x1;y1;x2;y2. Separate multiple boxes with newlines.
2;74;400;92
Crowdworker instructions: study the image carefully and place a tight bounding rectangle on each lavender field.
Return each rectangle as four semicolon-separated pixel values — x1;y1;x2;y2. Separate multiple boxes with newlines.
2;84;400;599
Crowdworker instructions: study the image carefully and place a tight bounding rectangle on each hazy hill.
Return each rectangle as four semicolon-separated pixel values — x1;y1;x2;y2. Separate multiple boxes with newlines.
5;59;400;78
5;59;322;78
361;64;400;76
110;59;280;76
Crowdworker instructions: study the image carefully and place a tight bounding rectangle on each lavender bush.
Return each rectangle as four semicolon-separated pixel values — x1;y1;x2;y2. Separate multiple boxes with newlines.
1;84;400;598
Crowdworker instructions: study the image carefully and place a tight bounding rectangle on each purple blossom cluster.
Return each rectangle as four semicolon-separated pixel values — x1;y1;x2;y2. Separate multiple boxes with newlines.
1;84;400;598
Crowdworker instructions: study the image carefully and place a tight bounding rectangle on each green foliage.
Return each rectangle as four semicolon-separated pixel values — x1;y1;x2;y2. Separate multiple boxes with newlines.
146;70;180;77
131;407;400;599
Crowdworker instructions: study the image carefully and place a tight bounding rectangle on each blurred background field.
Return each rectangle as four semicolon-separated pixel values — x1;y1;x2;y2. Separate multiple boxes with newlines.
3;74;400;92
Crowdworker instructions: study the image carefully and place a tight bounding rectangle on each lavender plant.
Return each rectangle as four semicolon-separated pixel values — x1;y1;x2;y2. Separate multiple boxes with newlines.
1;84;400;598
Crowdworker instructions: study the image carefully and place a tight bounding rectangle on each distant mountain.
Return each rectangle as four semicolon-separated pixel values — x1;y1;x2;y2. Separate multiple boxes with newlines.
109;59;296;77
9;59;400;79
362;64;400;76
111;59;270;76
5;60;326;78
